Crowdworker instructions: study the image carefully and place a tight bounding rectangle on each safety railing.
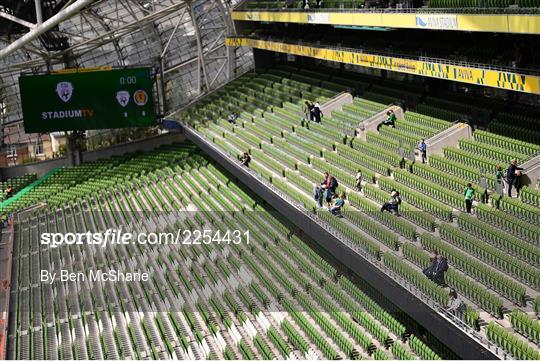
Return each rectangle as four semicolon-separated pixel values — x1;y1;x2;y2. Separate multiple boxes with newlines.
184;122;505;359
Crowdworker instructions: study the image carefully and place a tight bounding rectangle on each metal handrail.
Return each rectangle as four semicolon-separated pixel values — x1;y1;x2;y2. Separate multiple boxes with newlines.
185;123;505;359
231;36;540;76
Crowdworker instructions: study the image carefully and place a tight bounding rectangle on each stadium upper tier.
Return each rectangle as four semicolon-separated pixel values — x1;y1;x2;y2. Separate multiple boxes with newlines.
238;29;540;72
179;68;540;360
225;37;540;95
6;143;447;360
232;5;540;34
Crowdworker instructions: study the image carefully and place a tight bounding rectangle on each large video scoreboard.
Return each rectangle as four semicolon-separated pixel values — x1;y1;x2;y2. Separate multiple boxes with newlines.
19;67;157;133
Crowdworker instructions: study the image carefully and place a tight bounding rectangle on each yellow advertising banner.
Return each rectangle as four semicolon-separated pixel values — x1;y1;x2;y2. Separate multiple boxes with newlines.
52;66;113;74
226;38;540;94
232;11;540;34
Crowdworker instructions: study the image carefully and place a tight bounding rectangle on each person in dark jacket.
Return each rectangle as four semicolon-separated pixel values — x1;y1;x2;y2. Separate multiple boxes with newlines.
228;112;238;124
380;189;401;215
514;170;523;197
429;253;448;286
507;159;524;198
240;152;251;167
423;250;438;278
312;103;323;123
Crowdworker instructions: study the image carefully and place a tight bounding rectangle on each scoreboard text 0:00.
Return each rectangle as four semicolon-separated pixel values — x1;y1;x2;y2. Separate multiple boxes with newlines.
19;67;156;133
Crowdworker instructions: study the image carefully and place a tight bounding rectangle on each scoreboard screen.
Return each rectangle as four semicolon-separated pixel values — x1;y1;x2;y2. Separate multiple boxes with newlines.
19;67;156;133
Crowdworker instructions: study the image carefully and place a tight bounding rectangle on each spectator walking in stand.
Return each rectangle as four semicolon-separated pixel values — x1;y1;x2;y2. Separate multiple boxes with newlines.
312;102;323;123
5;185;13;199
418;139;427;164
515;170;523;197
495;165;504;196
507;159;524;198
355;169;363;192
228;111;238;124
302;101;313;121
464;183;475;213
494;164;505;208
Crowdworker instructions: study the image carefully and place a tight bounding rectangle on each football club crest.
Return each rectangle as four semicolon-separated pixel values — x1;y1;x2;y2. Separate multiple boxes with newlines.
56;82;74;102
133;90;148;106
116;91;130;107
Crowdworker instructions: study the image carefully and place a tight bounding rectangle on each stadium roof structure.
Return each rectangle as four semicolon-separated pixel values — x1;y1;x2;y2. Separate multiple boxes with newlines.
0;0;251;127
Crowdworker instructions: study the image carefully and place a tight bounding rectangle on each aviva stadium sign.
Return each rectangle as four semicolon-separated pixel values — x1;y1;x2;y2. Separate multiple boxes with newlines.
415;14;458;30
19;67;156;133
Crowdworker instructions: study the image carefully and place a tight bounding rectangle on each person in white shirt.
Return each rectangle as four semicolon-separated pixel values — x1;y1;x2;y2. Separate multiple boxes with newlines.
355;169;363;191
447;289;465;318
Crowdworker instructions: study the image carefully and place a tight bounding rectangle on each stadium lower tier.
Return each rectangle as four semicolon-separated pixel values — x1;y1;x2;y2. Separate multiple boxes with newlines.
7;143;443;360
0;173;37;203
179;70;540;359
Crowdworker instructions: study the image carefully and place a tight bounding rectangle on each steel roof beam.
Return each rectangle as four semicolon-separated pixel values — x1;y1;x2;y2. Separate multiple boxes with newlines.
0;0;95;60
0;11;35;29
